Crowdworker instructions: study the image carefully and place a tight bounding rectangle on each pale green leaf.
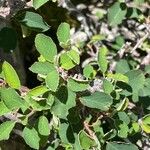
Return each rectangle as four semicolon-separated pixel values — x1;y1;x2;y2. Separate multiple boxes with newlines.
59;52;76;70
33;0;49;9
117;98;129;111
38;116;50;136
2;61;21;89
83;64;95;79
28;85;49;97
78;130;96;149
0;101;10;116
107;73;129;83
29;62;55;75
67;49;80;65
57;22;70;44
98;46;108;73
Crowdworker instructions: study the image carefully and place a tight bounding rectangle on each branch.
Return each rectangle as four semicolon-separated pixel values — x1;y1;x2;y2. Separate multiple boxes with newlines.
131;32;149;53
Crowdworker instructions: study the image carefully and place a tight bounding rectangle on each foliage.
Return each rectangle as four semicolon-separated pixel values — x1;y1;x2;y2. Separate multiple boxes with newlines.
0;0;150;149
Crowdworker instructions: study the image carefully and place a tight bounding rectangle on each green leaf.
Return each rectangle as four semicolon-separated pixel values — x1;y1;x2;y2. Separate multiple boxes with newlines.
80;92;113;111
116;59;130;74
1;88;25;110
117;98;129;111
103;129;117;140
107;2;127;26
16;11;50;32
141;123;150;133
2;61;21;89
118;112;130;125
29;62;55;75
26;97;50;111
98;46;108;73
132;122;140;132
107;73;129;83
67;78;89;92
83;64;95;79
67;49;80;65
57;22;70;44
125;70;145;93
106;142;138;150
118;122;129;138
22;127;40;149
38;116;50;136
141;114;150;133
78;130;96;149
0;121;16;141
0;101;11;116
51;86;76;119
28;85;49;97
33;0;49;9
142;114;150;125
35;34;57;62
59;52;76;70
0;27;17;51
59;122;69;144
102;79;113;94
45;69;59;92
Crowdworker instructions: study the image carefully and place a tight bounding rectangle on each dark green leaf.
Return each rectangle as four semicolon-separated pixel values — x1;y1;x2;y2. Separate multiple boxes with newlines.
16;11;50;32
0;27;17;51
80;92;113;111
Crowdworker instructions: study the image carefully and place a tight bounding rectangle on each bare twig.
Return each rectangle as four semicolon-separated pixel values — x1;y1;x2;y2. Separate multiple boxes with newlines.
131;32;149;53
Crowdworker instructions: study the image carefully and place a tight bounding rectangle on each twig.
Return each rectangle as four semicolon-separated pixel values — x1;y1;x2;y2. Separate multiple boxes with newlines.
131;32;149;53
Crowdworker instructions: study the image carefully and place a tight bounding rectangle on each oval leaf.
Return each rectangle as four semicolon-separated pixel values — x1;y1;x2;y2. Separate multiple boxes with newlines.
22;127;40;149
98;46;108;74
35;34;57;62
80;92;113;111
57;22;70;44
107;2;127;26
0;121;16;141
16;11;50;32
45;69;59;92
2;61;21;89
38;116;50;136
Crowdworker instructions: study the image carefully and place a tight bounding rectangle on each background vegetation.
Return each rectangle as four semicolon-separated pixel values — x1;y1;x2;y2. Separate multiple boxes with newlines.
0;0;150;149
